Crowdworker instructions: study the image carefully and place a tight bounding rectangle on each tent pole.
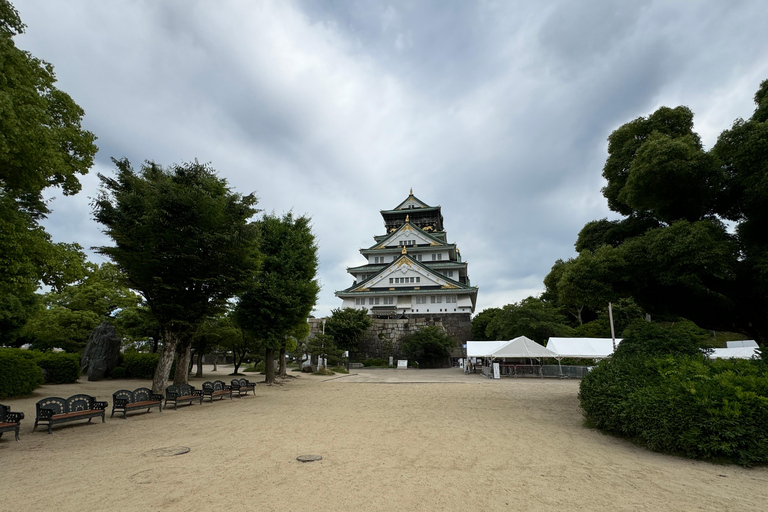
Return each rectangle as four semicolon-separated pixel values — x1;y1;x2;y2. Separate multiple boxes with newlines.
609;302;617;352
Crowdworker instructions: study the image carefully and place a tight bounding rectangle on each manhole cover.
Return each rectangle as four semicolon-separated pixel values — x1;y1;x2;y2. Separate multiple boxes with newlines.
143;446;190;457
296;454;322;463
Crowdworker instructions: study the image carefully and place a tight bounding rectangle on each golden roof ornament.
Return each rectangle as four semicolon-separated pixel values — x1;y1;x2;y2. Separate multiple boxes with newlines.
409;188;413;196
401;246;407;254
406;214;409;222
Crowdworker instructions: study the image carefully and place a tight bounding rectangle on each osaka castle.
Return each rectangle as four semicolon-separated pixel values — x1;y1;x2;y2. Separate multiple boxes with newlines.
336;191;478;318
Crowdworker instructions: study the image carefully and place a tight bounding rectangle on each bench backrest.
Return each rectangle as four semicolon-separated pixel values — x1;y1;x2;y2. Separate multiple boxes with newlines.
132;387;154;402
203;380;227;392
36;394;95;414
0;403;11;422
165;384;196;398
232;378;251;388
113;388;155;403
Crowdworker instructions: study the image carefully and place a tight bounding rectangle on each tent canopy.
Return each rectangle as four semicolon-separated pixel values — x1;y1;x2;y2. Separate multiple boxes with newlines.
546;337;621;359
709;347;759;359
726;340;758;348
466;340;508;358
490;336;556;359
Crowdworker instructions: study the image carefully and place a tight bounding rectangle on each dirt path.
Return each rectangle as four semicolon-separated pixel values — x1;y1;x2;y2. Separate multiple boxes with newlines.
1;368;766;511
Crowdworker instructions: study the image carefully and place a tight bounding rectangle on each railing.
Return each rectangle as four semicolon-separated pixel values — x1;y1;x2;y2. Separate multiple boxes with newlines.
484;364;593;379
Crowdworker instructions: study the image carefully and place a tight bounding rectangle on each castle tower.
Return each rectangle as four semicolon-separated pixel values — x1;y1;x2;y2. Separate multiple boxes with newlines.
336;191;478;318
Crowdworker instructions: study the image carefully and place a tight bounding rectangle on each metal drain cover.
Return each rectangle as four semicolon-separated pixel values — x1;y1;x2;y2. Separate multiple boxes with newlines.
296;454;322;463
143;446;191;457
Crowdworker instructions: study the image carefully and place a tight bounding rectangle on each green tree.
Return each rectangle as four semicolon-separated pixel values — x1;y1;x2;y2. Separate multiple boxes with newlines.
485;297;574;343
563;80;768;345
234;213;319;384
470;307;501;340
22;263;139;352
305;333;340;370
92;159;259;393
400;326;455;368
324;307;372;357
0;1;97;344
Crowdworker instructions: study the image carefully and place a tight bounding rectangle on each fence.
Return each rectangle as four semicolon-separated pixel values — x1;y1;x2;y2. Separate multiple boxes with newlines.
482;363;592;379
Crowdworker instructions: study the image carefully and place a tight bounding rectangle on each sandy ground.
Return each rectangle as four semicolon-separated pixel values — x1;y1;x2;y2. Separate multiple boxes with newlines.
1;367;767;512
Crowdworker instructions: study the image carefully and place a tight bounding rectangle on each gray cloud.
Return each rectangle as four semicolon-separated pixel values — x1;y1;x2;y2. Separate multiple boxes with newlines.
14;0;768;316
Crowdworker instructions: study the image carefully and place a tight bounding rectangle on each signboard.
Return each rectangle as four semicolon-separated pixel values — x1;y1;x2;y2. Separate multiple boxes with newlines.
397;359;408;370
493;362;500;379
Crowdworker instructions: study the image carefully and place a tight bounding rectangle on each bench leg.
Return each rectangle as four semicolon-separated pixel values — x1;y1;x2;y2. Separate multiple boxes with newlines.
15;426;20;441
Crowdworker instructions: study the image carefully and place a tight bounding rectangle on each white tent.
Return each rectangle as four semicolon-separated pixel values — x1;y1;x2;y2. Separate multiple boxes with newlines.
726;340;758;348
489;336;557;359
709;347;760;359
466;340;508;358
546;337;622;359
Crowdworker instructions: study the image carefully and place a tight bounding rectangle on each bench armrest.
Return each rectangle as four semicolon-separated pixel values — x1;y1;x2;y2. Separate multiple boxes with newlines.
93;401;109;410
6;411;24;423
113;398;129;408
38;407;55;420
192;390;204;397
150;394;163;402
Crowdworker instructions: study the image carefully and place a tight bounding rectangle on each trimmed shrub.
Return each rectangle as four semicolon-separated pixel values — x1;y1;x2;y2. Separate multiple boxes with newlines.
580;355;768;466
36;352;81;384
363;358;387;367
0;349;44;398
110;366;127;379
119;352;160;379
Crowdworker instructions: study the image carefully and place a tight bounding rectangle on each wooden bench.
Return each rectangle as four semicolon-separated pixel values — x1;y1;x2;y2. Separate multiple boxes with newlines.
33;394;107;434
0;404;24;442
111;387;163;418
230;378;256;397
164;384;203;409
202;380;232;402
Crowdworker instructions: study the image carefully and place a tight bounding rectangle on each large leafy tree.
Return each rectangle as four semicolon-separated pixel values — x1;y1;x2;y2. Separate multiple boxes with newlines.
92;159;259;393
0;0;97;343
234;212;319;384
21;262;139;352
566;79;768;344
400;326;455;368
324;307;372;354
484;297;574;343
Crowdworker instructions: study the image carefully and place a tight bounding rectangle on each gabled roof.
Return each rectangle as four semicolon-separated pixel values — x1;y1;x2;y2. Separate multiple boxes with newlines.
337;252;476;294
490;336;557;358
392;190;432;211
367;221;447;250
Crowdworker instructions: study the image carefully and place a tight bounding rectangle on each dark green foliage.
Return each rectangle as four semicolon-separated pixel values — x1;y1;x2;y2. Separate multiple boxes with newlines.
35;352;80;383
400;326;455;368
110;367;126;379
484;297;574;343
613;319;707;359
471;308;501;340
0;349;44;397
325;307;372;352
580;355;768;466
363;358;387;367
118;352;161;379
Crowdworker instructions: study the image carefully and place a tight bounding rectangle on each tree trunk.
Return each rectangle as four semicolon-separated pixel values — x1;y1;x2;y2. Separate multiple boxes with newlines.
195;351;204;378
173;339;192;386
278;347;287;377
212;353;218;372
151;331;178;394
264;347;276;384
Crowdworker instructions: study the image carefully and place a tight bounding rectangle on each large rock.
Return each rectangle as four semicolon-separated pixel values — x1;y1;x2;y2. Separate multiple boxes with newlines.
81;321;122;381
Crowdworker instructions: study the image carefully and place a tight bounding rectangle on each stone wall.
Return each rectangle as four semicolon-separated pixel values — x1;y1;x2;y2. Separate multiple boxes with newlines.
353;313;471;362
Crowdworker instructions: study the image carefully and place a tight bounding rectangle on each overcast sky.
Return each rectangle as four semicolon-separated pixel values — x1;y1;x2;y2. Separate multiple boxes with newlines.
13;0;768;317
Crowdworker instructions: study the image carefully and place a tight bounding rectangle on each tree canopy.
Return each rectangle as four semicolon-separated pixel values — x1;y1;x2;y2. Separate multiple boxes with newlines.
324;307;372;353
0;0;97;345
93;158;260;392
234;212;319;384
553;79;768;345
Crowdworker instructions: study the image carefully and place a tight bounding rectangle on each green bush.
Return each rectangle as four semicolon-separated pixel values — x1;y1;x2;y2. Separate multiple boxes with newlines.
0;349;44;398
119;352;160;379
614;319;706;359
363;358;387;367
36;352;81;384
110;366;127;379
399;326;455;368
579;355;768;466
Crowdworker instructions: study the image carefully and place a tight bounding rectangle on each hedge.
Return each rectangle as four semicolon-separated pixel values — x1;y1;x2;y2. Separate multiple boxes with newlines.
0;349;44;398
35;352;81;384
579;355;768;466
